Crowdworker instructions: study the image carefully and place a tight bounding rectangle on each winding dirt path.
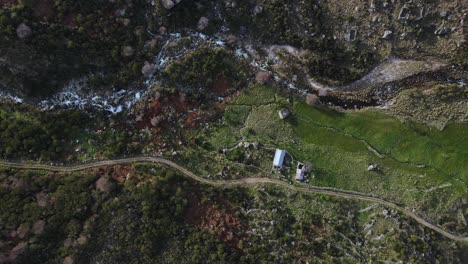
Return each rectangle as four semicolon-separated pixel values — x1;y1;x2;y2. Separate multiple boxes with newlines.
0;157;467;243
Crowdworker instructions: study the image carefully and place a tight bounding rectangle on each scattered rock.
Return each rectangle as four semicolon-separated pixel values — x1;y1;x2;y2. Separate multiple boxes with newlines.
253;5;263;15
134;26;145;37
252;142;259;149
197;17;209;31
36;192;49;207
16;23;32;39
10;242;27;259
306;94;319;105
434;25;449;36
16;224;30;239
145;39;159;51
150;115;164;127
121;46;134;57
63;256;74;264
115;8;126;17
255;71;272;84
368;164;380;171
440;11;448;18
77;235;88;245
159;26;167;35
225;34;238;46
382;30;393;39
32;220;45;235
317;88;329;97
279;108;290;120
95;177;115;192
161;0;181;10
141;61;157;77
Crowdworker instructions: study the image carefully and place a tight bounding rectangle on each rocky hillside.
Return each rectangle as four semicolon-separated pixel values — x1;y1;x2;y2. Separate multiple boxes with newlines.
0;0;465;98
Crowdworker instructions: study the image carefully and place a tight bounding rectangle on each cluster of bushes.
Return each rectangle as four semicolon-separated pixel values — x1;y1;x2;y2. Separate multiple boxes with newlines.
432;84;467;101
163;46;249;95
0;104;89;160
1;164;465;263
407;84;467;102
305;39;376;85
0;0;153;95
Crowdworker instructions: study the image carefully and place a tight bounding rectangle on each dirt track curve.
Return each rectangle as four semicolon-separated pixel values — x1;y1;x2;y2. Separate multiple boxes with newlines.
0;157;467;243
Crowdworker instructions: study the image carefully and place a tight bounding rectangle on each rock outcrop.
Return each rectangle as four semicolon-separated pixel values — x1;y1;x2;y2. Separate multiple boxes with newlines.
161;0;182;10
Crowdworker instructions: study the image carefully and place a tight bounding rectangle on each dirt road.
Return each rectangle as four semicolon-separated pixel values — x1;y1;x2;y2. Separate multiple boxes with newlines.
0;157;466;243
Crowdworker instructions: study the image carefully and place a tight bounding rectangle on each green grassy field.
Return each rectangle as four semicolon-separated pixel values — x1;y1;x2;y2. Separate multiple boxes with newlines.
293;103;468;183
198;84;467;227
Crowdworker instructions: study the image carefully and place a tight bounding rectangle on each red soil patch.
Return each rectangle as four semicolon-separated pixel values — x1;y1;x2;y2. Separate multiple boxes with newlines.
95;165;132;183
134;92;200;130
212;76;233;96
184;194;246;250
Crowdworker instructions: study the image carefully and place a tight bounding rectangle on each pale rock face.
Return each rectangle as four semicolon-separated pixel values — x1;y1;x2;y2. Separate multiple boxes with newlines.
16;224;30;239
279;108;290;119
121;46;134;57
141;61;157;77
306;94;319;105
16;23;32;39
161;0;182;10
383;30;393;39
197;17;209;31
95;177;115;192
63;256;74;264
33;220;46;235
255;71;272;84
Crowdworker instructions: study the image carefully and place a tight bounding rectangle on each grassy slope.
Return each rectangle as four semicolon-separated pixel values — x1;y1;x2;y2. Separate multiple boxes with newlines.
200;85;467;227
293;103;467;186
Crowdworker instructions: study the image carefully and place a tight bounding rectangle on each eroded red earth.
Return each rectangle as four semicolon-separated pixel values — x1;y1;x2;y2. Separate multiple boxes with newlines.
184;194;246;250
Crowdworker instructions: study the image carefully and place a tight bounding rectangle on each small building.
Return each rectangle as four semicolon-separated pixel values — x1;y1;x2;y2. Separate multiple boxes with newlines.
295;163;305;181
272;149;286;171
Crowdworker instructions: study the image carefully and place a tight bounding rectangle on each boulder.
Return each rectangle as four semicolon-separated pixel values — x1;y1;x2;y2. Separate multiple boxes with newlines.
36;192;49;207
16;23;32;39
279;108;290;120
141;61;157;77
161;0;181;10
253;5;263;15
225;34;238;46
368;164;379;171
197;17;209;31
63;256;74;264
382;30;393;39
150;115;164;127
10;242;27;259
255;71;272;84
306;94;319;105
16;224;30;239
121;46;134;57
95;177;115;192
317;88;329;97
32;220;45;235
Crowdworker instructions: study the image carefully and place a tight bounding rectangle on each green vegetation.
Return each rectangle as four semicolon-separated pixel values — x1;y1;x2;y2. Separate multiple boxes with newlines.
293;103;468;183
388;85;468;129
0;0;153;95
188;84;467;237
163;46;249;95
0;104;89;160
1;165;465;263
